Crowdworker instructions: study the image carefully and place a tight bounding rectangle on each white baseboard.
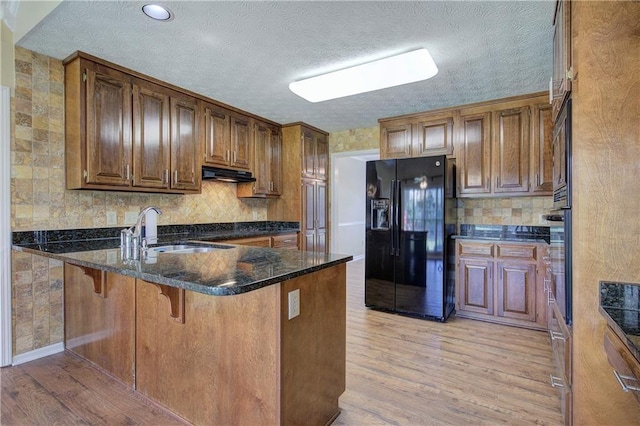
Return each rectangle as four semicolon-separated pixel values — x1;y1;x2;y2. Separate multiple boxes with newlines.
12;342;64;366
350;254;365;262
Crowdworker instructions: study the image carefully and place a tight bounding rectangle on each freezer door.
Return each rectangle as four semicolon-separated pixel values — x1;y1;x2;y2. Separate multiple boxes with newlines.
365;160;396;310
394;156;447;318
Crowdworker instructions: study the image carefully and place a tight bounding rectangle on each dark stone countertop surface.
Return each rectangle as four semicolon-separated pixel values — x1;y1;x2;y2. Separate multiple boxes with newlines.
600;281;640;361
453;224;551;244
12;222;353;296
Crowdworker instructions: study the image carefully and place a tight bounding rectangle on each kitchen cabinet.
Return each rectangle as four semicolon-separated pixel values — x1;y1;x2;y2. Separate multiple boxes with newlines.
269;123;329;254
548;297;573;424
604;327;640;406
237;121;281;197
551;0;572;122
456;240;547;330
458;112;491;195
221;232;299;250
379;111;454;160
64;53;201;194
531;103;554;193
553;102;569;199
202;102;253;172
302;179;327;253
302;127;328;180
64;264;135;387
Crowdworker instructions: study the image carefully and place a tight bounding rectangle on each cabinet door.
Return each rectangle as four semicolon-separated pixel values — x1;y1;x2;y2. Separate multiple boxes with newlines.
380;123;412;160
301;128;317;178
413;117;454;157
316;181;327;253
315;133;328;180
302;179;316;251
553;110;568;194
85;66;132;186
458;259;493;315
170;96;200;191
552;0;571;121
254;122;272;195
496;261;536;322
531;103;554;193
269;129;282;195
458;113;491;195
492;106;530;194
203;104;231;167
132;82;170;189
230;114;252;171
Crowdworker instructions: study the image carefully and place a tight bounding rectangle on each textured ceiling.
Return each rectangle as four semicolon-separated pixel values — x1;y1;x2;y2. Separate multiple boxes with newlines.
17;1;554;133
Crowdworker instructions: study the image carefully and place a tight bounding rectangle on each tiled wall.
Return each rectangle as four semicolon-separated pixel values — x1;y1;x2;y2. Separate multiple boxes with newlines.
329;126;379;153
456;196;553;226
10;47;266;355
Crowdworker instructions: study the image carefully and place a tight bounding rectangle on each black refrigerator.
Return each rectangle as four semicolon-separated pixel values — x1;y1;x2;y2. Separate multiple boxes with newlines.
365;155;456;321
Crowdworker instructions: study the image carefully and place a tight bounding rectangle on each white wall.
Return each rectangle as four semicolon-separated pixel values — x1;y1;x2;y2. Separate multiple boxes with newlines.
330;150;378;259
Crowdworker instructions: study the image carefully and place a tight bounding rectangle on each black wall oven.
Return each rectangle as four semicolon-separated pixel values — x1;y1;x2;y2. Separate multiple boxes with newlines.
548;98;572;324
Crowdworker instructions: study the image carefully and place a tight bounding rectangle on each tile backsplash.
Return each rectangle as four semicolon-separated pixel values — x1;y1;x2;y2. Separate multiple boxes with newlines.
456;196;553;227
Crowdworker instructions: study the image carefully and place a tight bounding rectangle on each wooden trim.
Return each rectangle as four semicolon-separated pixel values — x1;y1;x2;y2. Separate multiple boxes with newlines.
281;122;329;135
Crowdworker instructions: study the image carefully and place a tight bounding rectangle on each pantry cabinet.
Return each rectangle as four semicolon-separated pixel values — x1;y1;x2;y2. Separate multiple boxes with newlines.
268;123;329;254
552;0;572;122
65;52;201;194
456;240;546;330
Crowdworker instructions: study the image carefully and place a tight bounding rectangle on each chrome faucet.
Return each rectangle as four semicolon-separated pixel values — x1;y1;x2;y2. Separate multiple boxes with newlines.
132;206;163;242
121;206;162;258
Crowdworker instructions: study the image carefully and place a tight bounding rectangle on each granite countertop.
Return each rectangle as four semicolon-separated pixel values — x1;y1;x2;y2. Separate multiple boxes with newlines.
453;224;551;244
12;221;353;296
600;281;640;362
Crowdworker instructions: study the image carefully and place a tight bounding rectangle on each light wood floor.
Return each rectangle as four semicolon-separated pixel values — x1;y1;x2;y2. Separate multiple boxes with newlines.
1;259;562;425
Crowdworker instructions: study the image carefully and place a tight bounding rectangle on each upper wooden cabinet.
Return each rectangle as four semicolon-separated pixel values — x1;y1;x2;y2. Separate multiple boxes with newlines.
65;54;201;194
379;92;552;198
237;120;282;198
202;103;252;172
379;111;454;159
302;127;328;180
551;0;572;122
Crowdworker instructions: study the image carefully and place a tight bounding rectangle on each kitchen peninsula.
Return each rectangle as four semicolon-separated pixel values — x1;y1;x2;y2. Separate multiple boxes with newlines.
13;229;352;426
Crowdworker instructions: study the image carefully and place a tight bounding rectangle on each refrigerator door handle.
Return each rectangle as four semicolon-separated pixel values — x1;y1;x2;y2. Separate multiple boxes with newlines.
395;180;401;257
390;179;396;256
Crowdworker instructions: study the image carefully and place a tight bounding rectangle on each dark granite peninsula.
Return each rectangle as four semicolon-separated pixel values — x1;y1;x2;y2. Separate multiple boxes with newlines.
13;224;351;426
600;282;640;405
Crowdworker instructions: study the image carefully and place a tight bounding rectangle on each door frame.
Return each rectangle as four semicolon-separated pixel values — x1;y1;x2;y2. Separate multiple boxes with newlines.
1;86;12;366
329;148;378;259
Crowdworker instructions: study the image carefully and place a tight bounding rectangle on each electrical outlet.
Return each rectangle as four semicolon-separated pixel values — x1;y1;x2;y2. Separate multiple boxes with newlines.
106;211;117;226
253;210;258;220
124;211;138;224
288;289;300;320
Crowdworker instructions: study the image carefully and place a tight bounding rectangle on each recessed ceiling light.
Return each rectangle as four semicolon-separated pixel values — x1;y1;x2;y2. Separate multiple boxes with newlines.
289;48;438;103
142;4;173;21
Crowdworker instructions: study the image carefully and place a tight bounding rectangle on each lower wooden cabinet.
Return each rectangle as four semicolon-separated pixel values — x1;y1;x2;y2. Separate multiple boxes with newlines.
455;240;547;330
548;296;572;425
64;264;135;386
221;232;299;250
604;326;640;406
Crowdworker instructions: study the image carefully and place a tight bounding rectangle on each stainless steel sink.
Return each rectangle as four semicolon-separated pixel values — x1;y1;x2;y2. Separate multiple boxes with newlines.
150;244;229;254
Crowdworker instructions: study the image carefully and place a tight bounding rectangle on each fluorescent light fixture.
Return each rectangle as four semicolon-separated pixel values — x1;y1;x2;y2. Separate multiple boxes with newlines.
142;4;172;21
289;48;438;103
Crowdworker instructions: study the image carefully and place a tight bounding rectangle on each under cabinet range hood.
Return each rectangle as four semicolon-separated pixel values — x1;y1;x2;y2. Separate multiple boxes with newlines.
202;166;256;183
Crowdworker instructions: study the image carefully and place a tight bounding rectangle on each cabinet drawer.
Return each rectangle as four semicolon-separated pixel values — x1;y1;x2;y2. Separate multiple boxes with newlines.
224;236;271;247
271;233;298;250
496;244;537;260
458;242;493;257
604;327;640;405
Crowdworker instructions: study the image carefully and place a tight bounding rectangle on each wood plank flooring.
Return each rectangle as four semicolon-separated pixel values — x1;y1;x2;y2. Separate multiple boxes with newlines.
1;259;562;425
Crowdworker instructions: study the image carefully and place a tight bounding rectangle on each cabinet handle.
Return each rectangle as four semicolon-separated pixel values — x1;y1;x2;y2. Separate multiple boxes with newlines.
544;278;551;291
173;170;178;185
486;177;490;189
233;151;237;163
226;150;230;162
125;164;130;181
548;290;555;306
496;176;500;188
550;375;564;388
549;330;566;342
163;169;168;184
613;370;640;392
536;173;540;187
